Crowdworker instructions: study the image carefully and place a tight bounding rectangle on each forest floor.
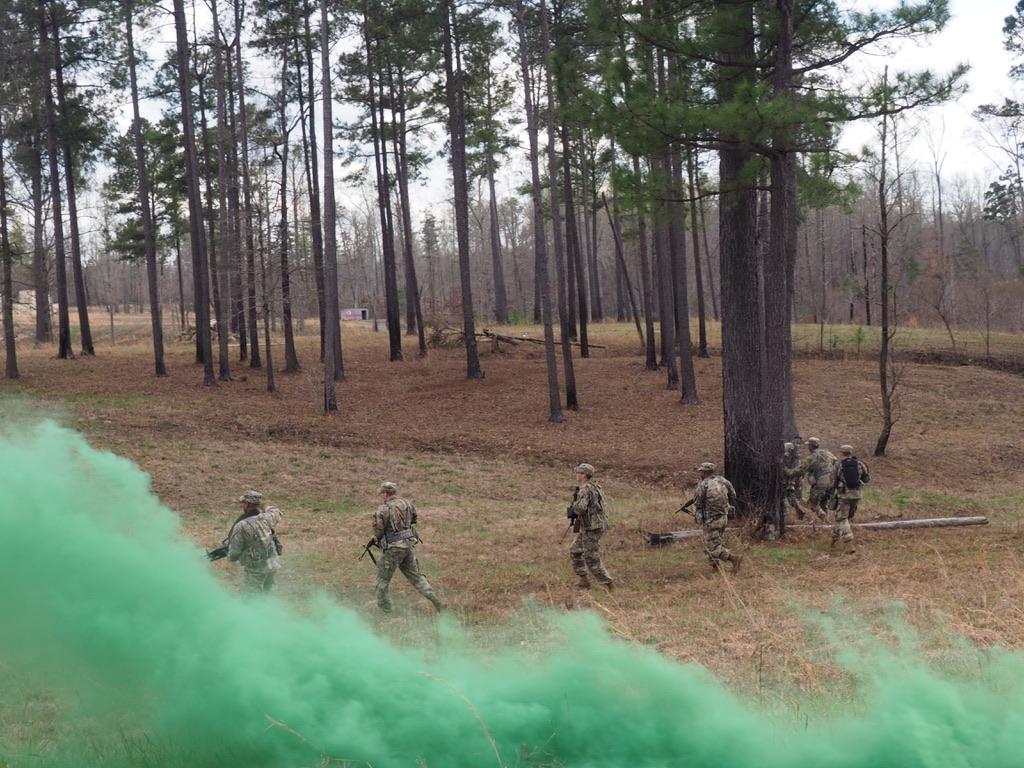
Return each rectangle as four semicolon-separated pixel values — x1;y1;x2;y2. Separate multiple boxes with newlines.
3;318;1024;700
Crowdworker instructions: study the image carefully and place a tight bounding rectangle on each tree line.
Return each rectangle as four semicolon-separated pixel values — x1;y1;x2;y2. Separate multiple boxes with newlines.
4;0;1023;525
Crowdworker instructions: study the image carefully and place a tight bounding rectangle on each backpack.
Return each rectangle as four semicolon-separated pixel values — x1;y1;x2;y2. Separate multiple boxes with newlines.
839;457;868;490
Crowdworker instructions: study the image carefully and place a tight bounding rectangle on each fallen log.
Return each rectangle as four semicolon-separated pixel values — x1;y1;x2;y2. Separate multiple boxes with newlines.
641;516;989;545
480;329;605;350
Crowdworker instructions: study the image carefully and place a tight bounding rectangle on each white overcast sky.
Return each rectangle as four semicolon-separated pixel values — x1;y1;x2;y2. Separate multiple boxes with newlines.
116;0;1021;225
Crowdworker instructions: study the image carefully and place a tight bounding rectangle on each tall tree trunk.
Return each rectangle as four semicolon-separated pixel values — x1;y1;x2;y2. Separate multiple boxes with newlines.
225;49;247;361
302;0;327;363
561;125;589;357
0;120;19;378
28;136;51;343
196;67;223;369
579;134;602;322
176;0;214;380
862;222;871;326
757;0;797;536
565;202;578;339
320;0;343;409
653;183;677;387
515;0;561;422
277;56;299;373
51;10;93;356
649;42;674;380
539;0;577;407
258;201;275;393
764;0;798;452
232;0;260;368
442;0;483;379
173;0;214;383
210;0;232;380
125;5;166;375
686;150;709;358
486;154;509;324
696;166;720;322
615;252;625;321
39;0;72;359
716;0;780;520
669;141;698;404
875;104;894;457
603;192;643;348
633;155;657;370
175;231;187;330
391;65;427;355
364;15;402;361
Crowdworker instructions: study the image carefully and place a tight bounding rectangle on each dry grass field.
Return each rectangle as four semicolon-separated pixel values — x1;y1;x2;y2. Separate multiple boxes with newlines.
3;316;1024;700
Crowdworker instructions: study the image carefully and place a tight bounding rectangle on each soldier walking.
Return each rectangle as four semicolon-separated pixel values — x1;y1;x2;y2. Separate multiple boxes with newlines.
785;437;837;519
227;490;283;593
832;445;869;553
372;482;443;613
687;463;742;573
567;463;613;591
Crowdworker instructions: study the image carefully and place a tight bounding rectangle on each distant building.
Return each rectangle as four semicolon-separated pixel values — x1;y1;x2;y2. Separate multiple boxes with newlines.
341;308;369;321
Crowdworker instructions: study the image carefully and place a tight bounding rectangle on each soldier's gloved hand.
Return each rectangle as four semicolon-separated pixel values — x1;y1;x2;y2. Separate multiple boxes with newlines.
566;506;577;520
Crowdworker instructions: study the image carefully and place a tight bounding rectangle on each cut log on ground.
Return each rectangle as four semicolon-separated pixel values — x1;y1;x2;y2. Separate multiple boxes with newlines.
641;516;989;545
427;324;606;351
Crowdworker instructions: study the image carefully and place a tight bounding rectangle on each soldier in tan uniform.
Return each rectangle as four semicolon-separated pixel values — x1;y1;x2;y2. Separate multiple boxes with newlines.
372;482;442;613
832;445;869;553
784;437;837;519
227;490;283;593
686;463;742;573
568;463;613;590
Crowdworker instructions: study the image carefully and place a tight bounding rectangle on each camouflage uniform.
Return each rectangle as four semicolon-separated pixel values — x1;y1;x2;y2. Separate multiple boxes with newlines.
783;443;805;519
786;445;837;516
569;478;613;587
228;505;283;593
832;449;868;550
693;473;737;568
373;494;441;612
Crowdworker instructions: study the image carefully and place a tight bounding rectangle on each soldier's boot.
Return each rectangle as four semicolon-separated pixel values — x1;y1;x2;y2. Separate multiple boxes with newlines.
576;577;591;589
603;580;614;592
729;554;743;574
843;540;856;555
428;595;445;613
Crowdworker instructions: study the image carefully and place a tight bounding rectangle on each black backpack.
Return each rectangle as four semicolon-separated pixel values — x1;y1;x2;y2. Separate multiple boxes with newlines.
839;457;868;490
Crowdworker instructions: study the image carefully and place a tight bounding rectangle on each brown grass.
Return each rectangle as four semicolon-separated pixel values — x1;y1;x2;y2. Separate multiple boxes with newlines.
3;319;1024;695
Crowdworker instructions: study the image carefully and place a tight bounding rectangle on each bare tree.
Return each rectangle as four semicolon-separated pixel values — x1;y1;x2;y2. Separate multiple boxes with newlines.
171;0;215;384
124;0;166;375
441;0;483;379
320;0;343;411
540;0;577;406
515;0;562;422
0;111;18;379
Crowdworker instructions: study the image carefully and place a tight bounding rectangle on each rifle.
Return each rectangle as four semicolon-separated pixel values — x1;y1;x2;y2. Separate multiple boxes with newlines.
358;537;380;565
207;509;277;562
207;542;230;561
206;509;249;561
558;521;574;543
673;498;696;518
561;486;581;542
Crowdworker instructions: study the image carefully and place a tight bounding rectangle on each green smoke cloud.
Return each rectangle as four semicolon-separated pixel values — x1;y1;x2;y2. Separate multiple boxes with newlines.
0;421;1021;767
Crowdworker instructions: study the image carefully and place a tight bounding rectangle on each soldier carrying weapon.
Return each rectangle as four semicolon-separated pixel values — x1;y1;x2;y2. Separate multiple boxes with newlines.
566;463;613;591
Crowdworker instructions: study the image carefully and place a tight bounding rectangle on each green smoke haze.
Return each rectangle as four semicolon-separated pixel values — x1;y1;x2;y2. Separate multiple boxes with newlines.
0;421;1022;766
